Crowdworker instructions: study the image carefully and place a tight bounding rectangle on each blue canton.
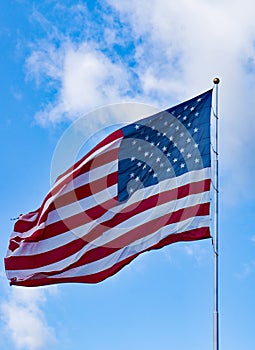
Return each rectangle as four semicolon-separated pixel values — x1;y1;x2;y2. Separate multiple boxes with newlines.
118;90;212;202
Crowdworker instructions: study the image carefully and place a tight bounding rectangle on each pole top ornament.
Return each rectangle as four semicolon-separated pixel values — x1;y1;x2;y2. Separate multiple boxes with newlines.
213;77;220;85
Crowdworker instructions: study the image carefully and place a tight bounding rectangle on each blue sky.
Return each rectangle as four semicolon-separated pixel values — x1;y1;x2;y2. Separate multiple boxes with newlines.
1;0;255;349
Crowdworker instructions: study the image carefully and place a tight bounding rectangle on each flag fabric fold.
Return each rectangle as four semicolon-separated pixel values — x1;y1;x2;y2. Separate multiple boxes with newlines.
5;89;213;286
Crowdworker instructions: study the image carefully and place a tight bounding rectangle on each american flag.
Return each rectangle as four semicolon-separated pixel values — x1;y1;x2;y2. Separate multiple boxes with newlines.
5;89;212;286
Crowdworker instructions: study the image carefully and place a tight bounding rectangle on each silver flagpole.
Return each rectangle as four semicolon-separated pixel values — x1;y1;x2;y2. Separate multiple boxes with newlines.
213;77;220;350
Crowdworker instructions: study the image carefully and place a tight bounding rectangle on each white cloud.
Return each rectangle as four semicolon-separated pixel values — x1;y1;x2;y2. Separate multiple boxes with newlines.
24;0;255;200
0;286;57;350
27;42;130;125
62;45;129;112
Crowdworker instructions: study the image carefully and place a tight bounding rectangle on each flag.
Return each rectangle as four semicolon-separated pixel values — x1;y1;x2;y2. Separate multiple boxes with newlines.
5;89;212;287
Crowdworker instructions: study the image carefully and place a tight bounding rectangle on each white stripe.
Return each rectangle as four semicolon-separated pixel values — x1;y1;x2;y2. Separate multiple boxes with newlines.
10;148;119;239
53;137;122;189
11;167;210;241
9;213;40;240
8;189;209;262
54;216;210;279
11;184;118;241
26;139;121;231
61;160;118;195
47;183;117;226
8;168;210;256
84;191;210;248
6;215;209;281
9;187;209;257
48;167;210;229
48;165;210;231
20;213;38;222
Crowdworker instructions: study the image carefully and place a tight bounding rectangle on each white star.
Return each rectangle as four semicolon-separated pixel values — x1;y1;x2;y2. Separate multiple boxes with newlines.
180;132;184;137
180;148;185;153
184;106;188;110
145;135;149;141
156;157;161;163
130;188;134;193
138;146;142;151
194;143;199;149
150;142;155;147
187;153;192;159
157;132;161;136
173;158;178;163
130;173;135;178
175;125;180;131
164;121;168;126
195;112;199;117
180;163;185;168
195;158;200;163
135;125;140;130
172;110;176;114
132;140;137;145
194;128;198;133
137;162;142;167
143;164;147;170
167;168;171;172
144;151;149;157
190;107;195;111
163;132;166;136
186;138;191;143
153;173;157;178
131;156;135;161
174;142;178;147
162;146;167;152
160;163;164;168
169;136;174;141
197;98;201;102
152;126;155;130
188;122;191;127
135;176;140;181
183;116;187;121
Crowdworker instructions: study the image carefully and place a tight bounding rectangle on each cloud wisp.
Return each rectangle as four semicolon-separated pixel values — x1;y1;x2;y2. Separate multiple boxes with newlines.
0;285;57;350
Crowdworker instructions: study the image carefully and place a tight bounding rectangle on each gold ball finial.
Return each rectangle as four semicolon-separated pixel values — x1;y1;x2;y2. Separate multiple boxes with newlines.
213;77;220;85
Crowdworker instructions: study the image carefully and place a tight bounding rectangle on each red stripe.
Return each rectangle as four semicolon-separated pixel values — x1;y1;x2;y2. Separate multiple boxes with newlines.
15;148;119;234
11;178;210;249
6;179;210;268
53;172;117;211
14;129;123;232
26;196;118;243
8;165;116;249
5;200;209;270
9;227;210;287
8;241;19;252
56;129;123;183
58;202;210;271
9;171;118;250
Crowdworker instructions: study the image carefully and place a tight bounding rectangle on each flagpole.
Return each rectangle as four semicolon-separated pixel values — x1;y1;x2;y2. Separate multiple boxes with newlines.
213;77;220;350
